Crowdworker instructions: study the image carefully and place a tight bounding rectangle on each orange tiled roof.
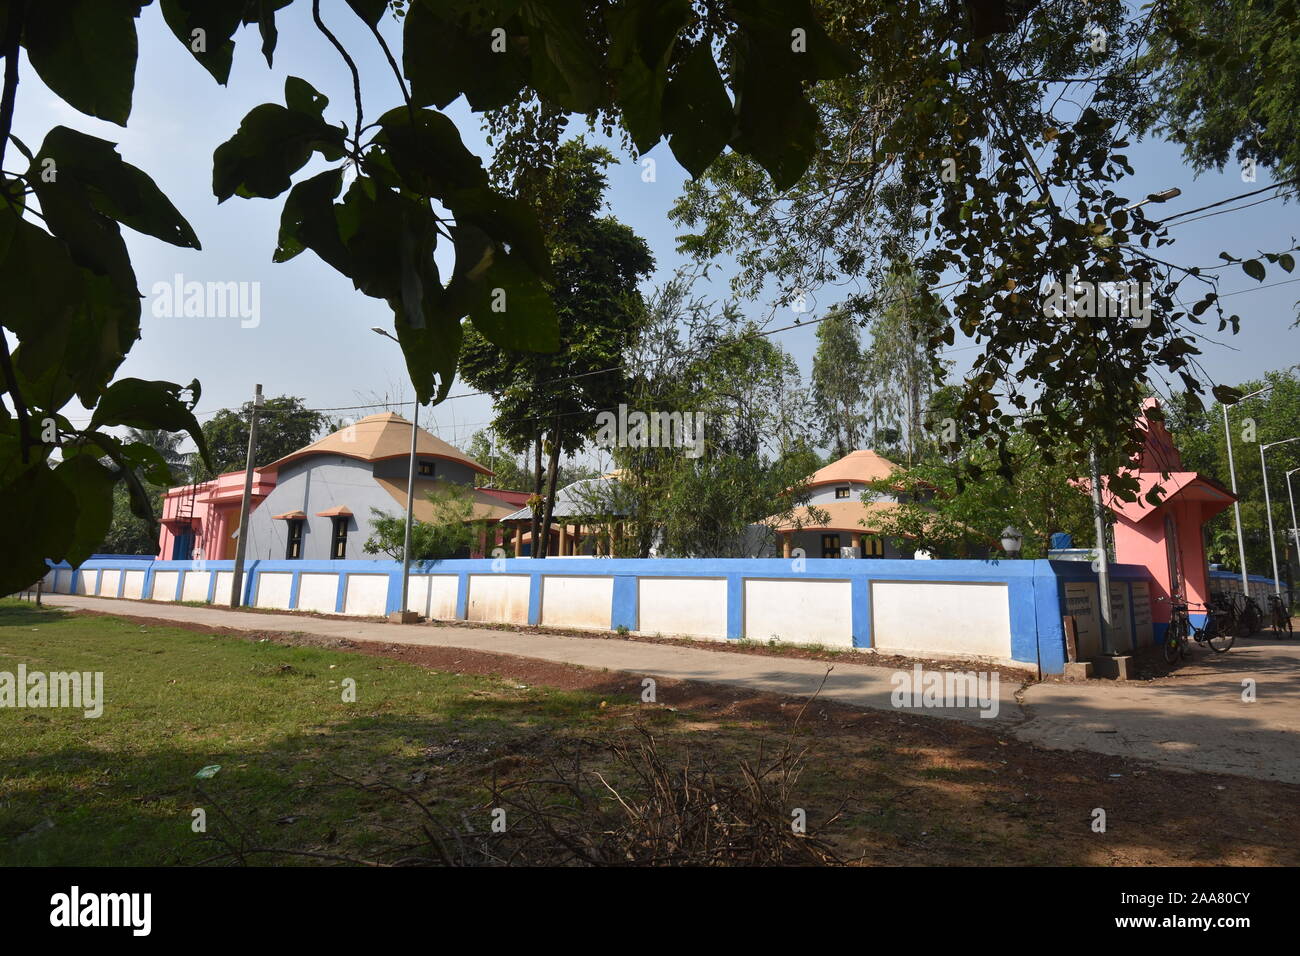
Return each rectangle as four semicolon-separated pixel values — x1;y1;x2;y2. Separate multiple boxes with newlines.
266;413;490;475
806;449;900;487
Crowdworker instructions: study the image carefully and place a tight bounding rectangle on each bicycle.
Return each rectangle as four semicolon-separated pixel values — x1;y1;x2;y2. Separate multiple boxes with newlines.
1234;593;1263;638
1159;597;1235;664
1267;594;1293;636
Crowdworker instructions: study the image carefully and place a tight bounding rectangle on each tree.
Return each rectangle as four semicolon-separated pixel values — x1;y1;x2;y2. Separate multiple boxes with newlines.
363;485;479;561
99;481;162;556
124;428;188;481
605;274;825;557
1133;0;1300;192
670;0;1298;489
810;310;868;459
464;429;530;490
864;425;1094;559
194;395;326;478
458;140;654;557
859;264;947;466
0;0;852;592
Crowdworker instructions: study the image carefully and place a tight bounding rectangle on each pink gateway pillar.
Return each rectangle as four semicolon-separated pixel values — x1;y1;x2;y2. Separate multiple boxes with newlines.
1097;399;1236;626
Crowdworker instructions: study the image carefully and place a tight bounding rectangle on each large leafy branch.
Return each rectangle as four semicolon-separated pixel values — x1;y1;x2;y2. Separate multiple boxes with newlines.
0;0;856;590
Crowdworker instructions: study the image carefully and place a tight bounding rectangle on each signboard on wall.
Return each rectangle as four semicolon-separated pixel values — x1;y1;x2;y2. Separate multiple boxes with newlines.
1131;581;1153;646
1108;582;1133;653
1064;581;1101;659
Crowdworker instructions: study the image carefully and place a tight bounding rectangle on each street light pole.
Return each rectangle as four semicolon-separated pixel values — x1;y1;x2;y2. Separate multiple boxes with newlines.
1261;436;1300;598
1286;467;1300;602
373;328;418;622
1222;384;1273;593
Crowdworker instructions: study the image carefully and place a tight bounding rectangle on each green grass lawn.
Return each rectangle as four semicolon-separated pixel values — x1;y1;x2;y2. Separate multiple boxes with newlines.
0;600;631;865
5;599;1299;866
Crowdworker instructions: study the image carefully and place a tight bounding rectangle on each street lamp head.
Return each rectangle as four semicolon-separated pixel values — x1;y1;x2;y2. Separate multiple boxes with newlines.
1148;187;1182;203
1000;525;1023;556
1263;436;1300;451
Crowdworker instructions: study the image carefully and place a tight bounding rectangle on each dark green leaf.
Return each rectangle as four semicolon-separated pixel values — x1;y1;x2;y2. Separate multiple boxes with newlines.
160;0;242;83
0;460;77;593
403;0;529;111
89;378;210;468
662;42;734;177
53;454;118;566
24;0;145;125
33;126;200;249
274;168;348;269
212;80;347;202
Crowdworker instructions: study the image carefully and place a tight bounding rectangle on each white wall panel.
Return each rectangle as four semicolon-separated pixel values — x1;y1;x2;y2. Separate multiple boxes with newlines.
638;577;727;640
744;578;853;647
540;575;613;630
871;580;1011;660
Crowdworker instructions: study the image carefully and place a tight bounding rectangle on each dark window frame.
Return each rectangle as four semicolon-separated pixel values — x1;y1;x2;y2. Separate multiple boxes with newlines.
821;533;840;558
285;519;304;560
834;486;850;499
330;516;348;560
418;460;435;477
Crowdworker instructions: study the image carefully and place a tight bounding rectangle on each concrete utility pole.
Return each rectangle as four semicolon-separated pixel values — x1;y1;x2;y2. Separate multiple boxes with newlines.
229;384;263;608
372;328;419;623
400;395;419;615
1088;446;1113;655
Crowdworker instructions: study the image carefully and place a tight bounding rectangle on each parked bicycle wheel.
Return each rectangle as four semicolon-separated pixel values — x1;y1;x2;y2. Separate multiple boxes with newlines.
1207;627;1235;653
1163;616;1186;664
1236;597;1262;638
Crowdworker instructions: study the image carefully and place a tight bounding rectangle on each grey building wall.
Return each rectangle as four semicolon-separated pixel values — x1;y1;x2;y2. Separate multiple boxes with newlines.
244;456;428;561
805;481;897;505
371;456;479;486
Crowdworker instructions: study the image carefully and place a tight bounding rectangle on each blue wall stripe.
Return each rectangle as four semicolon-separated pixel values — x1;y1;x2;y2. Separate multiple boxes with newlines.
527;574;543;627
725;575;743;640
611;575;637;631
851;577;871;649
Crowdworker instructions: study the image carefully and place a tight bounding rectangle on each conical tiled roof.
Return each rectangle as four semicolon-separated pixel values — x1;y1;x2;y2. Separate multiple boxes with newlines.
806;449;899;487
265;412;491;475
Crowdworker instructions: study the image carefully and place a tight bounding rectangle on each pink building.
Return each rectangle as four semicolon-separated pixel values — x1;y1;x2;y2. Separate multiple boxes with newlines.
158;469;276;562
1100;399;1236;627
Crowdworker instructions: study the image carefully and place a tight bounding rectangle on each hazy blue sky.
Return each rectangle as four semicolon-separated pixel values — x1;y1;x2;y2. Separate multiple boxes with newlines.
12;4;1297;469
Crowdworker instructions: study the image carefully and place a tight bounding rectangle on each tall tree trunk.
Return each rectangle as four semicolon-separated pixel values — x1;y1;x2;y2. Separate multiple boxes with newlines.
537;421;563;559
529;439;543;557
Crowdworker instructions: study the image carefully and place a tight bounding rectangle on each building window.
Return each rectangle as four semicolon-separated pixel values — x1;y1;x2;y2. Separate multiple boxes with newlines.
834;486;850;499
861;534;884;558
418;460;435;477
286;519;304;560
821;534;840;558
330;517;348;560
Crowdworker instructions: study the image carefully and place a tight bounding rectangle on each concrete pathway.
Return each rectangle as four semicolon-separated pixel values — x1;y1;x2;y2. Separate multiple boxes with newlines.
37;595;1300;783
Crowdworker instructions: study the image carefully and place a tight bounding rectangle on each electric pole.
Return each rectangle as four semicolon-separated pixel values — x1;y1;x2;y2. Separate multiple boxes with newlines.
229;383;263;608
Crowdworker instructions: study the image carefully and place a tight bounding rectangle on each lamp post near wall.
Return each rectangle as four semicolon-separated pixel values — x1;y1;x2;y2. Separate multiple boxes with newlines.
1000;525;1023;557
372;328;420;623
1286;466;1300;602
1260;436;1300;598
1222;384;1273;594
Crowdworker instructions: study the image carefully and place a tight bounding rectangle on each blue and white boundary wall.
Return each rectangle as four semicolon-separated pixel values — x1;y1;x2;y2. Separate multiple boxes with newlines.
42;556;1156;675
1209;568;1280;607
